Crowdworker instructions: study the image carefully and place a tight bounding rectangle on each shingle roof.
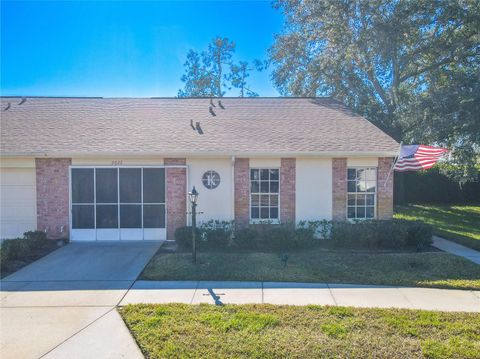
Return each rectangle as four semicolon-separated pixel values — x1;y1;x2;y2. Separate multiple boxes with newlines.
0;97;398;157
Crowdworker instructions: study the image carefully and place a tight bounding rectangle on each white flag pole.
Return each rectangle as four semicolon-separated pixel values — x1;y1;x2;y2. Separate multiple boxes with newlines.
383;141;403;189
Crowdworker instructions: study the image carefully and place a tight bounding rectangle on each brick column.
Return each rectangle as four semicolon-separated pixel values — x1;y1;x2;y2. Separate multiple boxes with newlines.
36;158;71;239
377;157;394;219
165;158;187;240
332;158;347;220
234;158;250;228
280;158;296;223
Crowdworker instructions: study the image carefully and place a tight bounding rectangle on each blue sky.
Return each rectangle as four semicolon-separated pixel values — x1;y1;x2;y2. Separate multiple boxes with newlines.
1;1;283;97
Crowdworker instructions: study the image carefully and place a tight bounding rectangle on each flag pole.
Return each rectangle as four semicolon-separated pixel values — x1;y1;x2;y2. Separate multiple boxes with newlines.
383;141;402;189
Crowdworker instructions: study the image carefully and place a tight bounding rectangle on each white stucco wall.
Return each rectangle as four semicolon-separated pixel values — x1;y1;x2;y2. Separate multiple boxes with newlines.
0;157;37;238
71;157;164;166
295;158;332;222
347;157;379;167
187;157;234;224
249;158;281;168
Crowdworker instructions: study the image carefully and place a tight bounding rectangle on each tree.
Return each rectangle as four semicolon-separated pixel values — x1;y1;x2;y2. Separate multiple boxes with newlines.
205;37;236;97
270;0;479;178
177;50;214;97
178;36;260;97
229;61;259;97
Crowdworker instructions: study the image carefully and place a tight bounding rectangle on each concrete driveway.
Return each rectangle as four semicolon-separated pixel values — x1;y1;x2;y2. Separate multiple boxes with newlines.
0;241;161;359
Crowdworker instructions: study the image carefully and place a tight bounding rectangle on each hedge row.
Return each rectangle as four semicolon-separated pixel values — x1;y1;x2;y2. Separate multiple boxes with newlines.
174;219;432;251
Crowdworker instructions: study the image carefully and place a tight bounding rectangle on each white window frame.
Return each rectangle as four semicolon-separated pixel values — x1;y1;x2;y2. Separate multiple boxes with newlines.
346;166;377;220
249;167;281;224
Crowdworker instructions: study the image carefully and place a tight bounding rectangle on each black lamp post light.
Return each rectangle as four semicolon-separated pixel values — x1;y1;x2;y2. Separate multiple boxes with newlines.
188;186;199;264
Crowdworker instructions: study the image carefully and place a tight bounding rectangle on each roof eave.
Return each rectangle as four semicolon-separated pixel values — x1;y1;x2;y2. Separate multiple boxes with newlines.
1;150;399;158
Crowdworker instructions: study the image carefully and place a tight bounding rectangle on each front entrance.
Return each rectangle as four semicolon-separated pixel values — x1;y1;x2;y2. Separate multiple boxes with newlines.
70;167;166;241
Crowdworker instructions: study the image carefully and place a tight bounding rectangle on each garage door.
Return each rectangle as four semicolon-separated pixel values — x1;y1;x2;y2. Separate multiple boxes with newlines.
0;168;37;239
70;167;166;241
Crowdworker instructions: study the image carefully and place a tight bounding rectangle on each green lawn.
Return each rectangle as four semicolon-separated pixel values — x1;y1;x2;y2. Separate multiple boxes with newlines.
394;205;480;250
141;247;480;290
120;303;480;359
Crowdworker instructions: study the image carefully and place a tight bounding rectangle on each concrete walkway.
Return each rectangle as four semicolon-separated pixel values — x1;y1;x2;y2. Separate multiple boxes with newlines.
0;241;162;359
2;238;480;358
120;280;480;313
432;236;480;264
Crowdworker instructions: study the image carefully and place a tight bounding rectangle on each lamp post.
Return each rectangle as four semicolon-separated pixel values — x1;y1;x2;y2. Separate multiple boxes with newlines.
188;186;199;264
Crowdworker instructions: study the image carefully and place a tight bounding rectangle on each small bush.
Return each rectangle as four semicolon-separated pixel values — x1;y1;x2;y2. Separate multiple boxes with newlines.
174;226;202;249
1;238;30;263
330;220;432;249
235;222;320;251
260;224;298;250
234;228;258;249
318;220;333;240
295;221;316;241
404;221;433;250
199;220;233;247
24;230;48;249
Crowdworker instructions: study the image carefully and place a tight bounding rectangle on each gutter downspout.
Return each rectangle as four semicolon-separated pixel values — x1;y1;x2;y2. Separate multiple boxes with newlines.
231;156;235;223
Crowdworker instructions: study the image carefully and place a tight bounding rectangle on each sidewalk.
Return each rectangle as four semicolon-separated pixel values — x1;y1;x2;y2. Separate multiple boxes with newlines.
120;280;480;312
432;236;480;264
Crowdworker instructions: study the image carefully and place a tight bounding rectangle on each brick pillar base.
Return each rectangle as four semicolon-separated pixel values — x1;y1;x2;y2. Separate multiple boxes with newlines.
280;158;296;223
332;158;347;220
36;158;71;239
234;158;250;228
165;158;187;240
377;157;394;219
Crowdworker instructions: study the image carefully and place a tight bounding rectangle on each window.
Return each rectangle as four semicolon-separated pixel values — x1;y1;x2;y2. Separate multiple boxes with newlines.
250;168;279;221
347;167;377;219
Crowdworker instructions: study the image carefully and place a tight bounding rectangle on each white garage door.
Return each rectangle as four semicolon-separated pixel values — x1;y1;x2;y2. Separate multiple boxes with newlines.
0;168;37;239
70;167;166;241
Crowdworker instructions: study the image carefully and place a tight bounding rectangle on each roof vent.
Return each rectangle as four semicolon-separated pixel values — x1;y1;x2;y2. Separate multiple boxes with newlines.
209;106;216;116
190;119;196;130
3;102;11;111
195;121;204;135
218;100;224;109
210;98;216;107
18;98;27;105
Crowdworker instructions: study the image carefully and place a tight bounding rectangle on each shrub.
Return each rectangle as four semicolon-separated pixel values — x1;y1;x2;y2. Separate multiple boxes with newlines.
404;221;433;250
318;220;333;240
1;238;30;263
235;222;320;251
295;221;316;241
234;228;258;249
259;223;298;250
331;220;407;249
330;220;432;250
199;220;233;247
24;230;48;249
174;226;202;249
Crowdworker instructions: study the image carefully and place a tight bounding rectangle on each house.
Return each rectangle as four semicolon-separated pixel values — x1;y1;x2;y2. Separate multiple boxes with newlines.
0;97;398;241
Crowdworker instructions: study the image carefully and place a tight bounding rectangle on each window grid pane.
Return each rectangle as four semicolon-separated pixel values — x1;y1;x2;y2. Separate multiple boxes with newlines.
250;168;279;221
347;167;377;219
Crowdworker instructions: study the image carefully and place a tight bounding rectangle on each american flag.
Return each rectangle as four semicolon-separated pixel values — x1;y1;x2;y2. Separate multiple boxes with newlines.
394;145;448;172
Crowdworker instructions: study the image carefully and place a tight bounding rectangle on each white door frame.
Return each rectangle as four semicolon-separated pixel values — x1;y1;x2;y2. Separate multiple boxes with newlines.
69;165;172;241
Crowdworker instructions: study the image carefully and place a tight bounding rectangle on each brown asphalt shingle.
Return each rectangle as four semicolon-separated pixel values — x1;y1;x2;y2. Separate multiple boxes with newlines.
0;97;399;156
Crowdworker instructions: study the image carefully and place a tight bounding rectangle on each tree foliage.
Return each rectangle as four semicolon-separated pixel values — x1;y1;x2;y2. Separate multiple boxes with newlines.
178;36;259;97
270;0;480;178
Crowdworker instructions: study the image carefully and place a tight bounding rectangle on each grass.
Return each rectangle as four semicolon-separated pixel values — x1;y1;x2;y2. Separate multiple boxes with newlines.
394;205;480;250
141;247;480;290
120;303;480;359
